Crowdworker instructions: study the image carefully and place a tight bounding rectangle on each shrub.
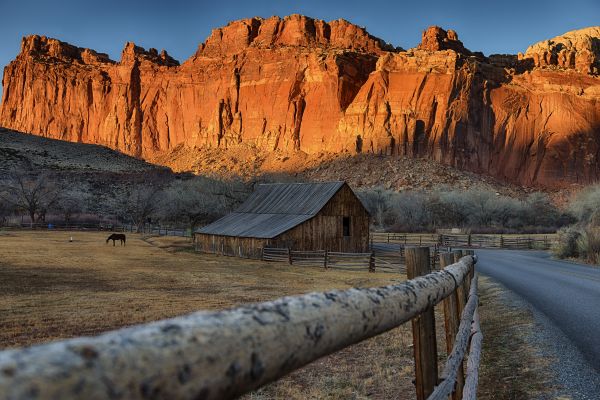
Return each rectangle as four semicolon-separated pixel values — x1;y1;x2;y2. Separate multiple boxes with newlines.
552;227;581;259
569;185;600;224
576;227;600;264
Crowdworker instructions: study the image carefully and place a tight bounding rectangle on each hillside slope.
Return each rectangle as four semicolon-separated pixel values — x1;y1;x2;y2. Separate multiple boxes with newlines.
0;128;529;198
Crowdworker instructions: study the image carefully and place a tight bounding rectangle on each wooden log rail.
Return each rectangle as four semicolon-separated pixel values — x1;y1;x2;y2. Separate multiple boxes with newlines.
0;255;477;400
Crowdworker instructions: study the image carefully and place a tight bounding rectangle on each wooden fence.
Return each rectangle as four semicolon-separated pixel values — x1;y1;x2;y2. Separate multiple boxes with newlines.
261;245;446;273
372;232;555;250
1;222;192;237
0;250;480;400
262;248;376;271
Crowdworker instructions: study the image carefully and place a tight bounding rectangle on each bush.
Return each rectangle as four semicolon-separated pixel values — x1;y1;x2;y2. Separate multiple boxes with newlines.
576;227;600;264
358;187;566;232
552;227;581;259
569;185;600;223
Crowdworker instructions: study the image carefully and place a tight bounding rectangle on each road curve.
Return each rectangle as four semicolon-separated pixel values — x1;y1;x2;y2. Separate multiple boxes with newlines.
476;250;600;373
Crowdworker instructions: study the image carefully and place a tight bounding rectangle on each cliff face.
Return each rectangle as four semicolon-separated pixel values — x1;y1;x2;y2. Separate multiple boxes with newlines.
1;18;599;188
338;27;600;187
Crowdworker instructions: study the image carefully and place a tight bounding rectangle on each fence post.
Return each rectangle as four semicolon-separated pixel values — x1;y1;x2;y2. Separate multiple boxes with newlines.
465;250;475;281
406;247;437;400
500;235;504;249
324;250;328;269
452;250;467;314
440;252;464;399
288;248;292;265
369;252;375;272
468;234;472;247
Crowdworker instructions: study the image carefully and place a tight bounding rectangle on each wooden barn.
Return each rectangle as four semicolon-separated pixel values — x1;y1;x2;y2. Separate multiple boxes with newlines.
194;181;370;258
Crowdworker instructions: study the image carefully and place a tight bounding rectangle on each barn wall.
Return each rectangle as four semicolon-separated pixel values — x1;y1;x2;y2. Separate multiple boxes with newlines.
194;234;269;259
273;184;370;252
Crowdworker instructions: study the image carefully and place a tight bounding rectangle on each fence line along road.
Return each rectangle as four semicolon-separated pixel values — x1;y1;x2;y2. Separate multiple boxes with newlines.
0;252;479;400
371;232;555;250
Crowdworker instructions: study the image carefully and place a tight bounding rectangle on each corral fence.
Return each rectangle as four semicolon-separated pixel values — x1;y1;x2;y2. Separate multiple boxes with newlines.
261;245;445;274
372;232;556;250
262;247;376;271
0;249;481;400
262;247;428;273
371;244;443;272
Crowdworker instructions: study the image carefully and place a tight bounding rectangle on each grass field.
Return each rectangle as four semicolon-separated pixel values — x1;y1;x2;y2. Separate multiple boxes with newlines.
0;230;420;398
0;230;553;398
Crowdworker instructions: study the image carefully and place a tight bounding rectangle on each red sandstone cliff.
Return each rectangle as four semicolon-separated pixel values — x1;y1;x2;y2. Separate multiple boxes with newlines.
1;17;599;188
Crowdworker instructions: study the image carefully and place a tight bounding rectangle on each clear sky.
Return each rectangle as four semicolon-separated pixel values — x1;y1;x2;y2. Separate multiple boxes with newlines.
1;0;599;72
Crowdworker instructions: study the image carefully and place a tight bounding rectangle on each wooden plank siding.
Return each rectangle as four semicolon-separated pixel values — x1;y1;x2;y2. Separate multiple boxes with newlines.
275;184;370;252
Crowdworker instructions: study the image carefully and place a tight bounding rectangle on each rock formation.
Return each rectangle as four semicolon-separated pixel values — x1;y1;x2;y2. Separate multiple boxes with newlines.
1;15;599;188
520;27;600;74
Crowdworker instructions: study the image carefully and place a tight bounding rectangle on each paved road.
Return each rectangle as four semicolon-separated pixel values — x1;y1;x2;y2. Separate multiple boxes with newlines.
476;250;600;372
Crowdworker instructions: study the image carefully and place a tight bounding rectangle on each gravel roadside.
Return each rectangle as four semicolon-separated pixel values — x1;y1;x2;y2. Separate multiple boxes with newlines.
478;276;600;399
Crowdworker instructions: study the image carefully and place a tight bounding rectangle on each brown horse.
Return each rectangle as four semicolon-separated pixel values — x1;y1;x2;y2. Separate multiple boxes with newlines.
106;233;126;246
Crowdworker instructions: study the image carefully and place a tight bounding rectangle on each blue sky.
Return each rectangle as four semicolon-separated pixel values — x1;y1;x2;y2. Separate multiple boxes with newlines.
1;0;598;72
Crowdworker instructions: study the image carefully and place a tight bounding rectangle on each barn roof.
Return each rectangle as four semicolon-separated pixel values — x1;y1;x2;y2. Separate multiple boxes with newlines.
196;181;348;239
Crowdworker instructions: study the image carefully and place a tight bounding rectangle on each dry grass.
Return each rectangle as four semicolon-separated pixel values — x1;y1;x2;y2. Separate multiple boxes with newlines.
0;230;419;398
0;230;552;398
477;277;556;399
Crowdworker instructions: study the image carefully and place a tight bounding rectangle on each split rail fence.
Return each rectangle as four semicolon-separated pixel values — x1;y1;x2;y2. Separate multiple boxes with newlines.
0;249;481;400
262;245;444;273
262;247;377;271
372;232;555;250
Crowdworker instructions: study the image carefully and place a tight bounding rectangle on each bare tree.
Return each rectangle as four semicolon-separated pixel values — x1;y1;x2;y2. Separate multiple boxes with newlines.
0;195;13;226
357;186;395;228
55;190;89;224
0;168;61;226
121;182;164;232
161;177;249;233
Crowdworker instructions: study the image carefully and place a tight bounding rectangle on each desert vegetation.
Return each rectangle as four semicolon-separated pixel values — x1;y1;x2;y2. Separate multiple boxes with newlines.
0;163;251;232
552;185;600;264
0;162;578;237
358;186;572;233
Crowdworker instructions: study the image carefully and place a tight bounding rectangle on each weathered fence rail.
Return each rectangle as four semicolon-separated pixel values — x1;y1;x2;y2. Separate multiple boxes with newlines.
261;245;444;273
326;252;373;270
262;248;376;271
0;251;480;400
